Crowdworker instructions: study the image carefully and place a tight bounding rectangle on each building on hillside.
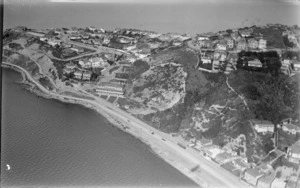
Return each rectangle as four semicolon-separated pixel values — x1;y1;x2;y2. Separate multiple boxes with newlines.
248;59;262;68
199;39;213;49
226;38;235;49
215;40;227;51
239;29;252;37
248;38;259;49
215;152;235;164
81;33;90;39
96;82;124;97
257;173;275;188
92;38;102;45
74;71;82;80
282;123;300;135
243;168;265;186
232;158;250;172
79;59;92;69
69;33;81;40
212;60;220;71
227;52;239;65
287;139;300;164
258;39;267;50
195;138;212;149
231;31;241;41
201;57;212;64
82;71;92;81
237;39;247;51
61;42;72;48
62;48;76;57
71;46;84;53
197;35;210;41
291;61;300;74
271;178;286;188
281;59;293;76
103;37;111;45
63;68;74;75
54;28;63;35
204;146;224;159
47;38;61;47
251;119;274;134
65;62;77;69
88;26;97;32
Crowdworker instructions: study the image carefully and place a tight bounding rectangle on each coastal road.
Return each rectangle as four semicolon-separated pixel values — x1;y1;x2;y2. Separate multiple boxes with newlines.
3;61;251;188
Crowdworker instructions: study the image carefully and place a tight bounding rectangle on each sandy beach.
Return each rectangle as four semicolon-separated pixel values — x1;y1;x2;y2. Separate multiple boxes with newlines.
2;61;252;188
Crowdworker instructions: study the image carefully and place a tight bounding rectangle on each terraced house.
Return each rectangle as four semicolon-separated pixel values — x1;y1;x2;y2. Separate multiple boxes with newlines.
96;82;124;97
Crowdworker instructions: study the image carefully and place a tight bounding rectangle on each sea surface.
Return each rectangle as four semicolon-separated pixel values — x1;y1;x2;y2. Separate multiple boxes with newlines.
3;1;300;35
0;68;197;187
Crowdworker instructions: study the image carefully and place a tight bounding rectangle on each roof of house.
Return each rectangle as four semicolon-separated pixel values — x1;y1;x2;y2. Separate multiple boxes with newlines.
198;138;212;145
251;119;274;127
289;139;300;154
221;162;236;172
245;168;264;178
216;152;233;161
283;124;300;131
233;158;249;168
258;173;275;184
98;82;123;89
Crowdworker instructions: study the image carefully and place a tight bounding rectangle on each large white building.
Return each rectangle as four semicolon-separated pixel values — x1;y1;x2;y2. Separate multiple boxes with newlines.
251;119;274;134
96;82;124;97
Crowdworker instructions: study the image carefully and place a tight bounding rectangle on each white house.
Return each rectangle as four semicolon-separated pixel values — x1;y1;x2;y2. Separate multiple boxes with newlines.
287;139;300;164
282;123;300;135
251;119;274;134
258;39;267;50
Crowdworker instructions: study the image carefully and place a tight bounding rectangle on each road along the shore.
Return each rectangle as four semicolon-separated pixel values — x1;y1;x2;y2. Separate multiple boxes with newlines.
3;61;251;188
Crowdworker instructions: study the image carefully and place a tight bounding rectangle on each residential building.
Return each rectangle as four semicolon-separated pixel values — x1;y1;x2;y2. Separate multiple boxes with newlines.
96;82;124;97
61;42;72;48
197;35;210;41
248;38;259;49
239;29;252;37
257;173;275;188
89;57;109;68
199;40;213;49
232;158;250;172
216;41;227;51
226;38;235;49
103;37;110;45
61;48;76;57
287;139;300;164
79;59;92;69
282;123;300;134
215;152;235;164
196;138;212;148
212;60;220;71
71;47;84;53
81;34;90;39
63;68;74;75
292;61;300;74
231;31;241;41
248;59;262;68
237;39;247;51
82;71;92;81
54;28;63;35
92;38;102;45
65;62;77;69
271;178;287;188
74;71;82;80
47;38;61;47
204;146;224;159
69;33;81;40
227;52;239;65
251;119;274;134
88;26;97;32
243;168;265;186
258;39;267;50
201;57;212;64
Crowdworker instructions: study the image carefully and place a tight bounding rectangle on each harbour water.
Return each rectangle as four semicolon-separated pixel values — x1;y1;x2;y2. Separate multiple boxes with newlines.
1;68;197;187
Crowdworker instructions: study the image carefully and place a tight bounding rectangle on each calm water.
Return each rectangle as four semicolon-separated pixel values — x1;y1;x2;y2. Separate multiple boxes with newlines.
4;1;300;35
0;68;197;187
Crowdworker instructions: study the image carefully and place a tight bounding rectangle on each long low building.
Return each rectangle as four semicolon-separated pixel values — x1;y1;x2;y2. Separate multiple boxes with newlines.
95;87;124;97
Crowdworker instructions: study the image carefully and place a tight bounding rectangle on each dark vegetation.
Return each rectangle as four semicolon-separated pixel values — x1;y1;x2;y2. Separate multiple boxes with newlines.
252;26;285;48
127;60;150;81
38;77;54;90
8;43;23;50
51;59;65;79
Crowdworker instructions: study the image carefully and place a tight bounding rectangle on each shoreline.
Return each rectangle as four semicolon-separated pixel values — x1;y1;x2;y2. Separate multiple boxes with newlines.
2;63;251;188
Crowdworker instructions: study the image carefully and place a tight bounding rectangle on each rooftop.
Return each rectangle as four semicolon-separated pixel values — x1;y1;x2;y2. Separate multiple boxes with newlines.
258;173;276;184
251;119;274;127
289;139;300;154
245;168;264;178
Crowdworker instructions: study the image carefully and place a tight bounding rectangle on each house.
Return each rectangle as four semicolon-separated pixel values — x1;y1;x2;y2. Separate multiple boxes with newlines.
88;26;97;32
92;38;102;45
237;39;247;51
215;152;235;164
89;57;109;68
79;59;92;69
291;61;300;74
74;71;82;80
232;158;250;172
227;52;239;65
197;35;210;41
61;42;72;48
199;40;213;49
81;33;90;39
96;82;124;97
62;48;76;57
196;138;212;148
212;60;220;71
282;123;300;134
216;41;227;51
281;59;293;76
204;145;224;159
214;51;227;61
248;38;259;49
201;57;212;64
243;168;265;186
231;31;241;41
226;38;235;49
271;178;286;188
54;28;63;35
258;39;267;50
69;33;81;40
71;46;84;53
82;71;92;81
239;29;252;37
251;119;274;134
63;68;74;75
65;62;77;70
47;38;61;47
257;173;275;188
248;59;262;68
287;139;300;164
103;37;110;45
